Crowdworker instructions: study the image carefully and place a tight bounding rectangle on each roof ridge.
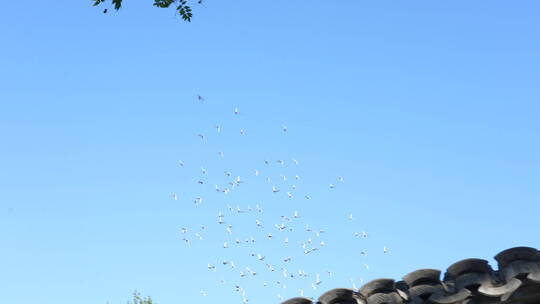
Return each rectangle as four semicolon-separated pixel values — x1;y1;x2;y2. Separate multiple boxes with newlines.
282;246;540;304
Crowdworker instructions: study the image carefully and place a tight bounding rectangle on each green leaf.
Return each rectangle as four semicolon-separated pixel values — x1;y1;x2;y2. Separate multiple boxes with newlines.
112;0;122;10
153;0;175;8
93;0;105;6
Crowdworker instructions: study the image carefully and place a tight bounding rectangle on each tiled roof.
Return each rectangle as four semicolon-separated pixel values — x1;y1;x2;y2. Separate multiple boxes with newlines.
282;246;540;304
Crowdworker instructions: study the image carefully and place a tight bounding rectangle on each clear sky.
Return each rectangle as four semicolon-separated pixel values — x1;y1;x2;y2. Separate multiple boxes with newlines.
1;1;539;304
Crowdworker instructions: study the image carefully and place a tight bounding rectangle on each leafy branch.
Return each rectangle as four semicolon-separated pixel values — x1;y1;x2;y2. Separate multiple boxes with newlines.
93;0;196;22
128;291;153;304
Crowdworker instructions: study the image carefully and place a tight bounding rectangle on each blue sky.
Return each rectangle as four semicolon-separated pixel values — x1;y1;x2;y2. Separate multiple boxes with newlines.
1;1;539;303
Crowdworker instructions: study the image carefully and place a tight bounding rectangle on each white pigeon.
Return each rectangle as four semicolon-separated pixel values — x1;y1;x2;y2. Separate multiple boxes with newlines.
350;278;358;290
276;223;286;231
236;205;244;213
246;267;256;276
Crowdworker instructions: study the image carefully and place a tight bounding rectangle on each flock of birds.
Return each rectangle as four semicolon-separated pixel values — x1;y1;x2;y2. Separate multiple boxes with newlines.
171;96;391;304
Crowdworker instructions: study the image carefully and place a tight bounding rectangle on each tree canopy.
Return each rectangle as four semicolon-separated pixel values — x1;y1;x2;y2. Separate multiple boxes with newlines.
127;291;154;304
93;0;199;21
